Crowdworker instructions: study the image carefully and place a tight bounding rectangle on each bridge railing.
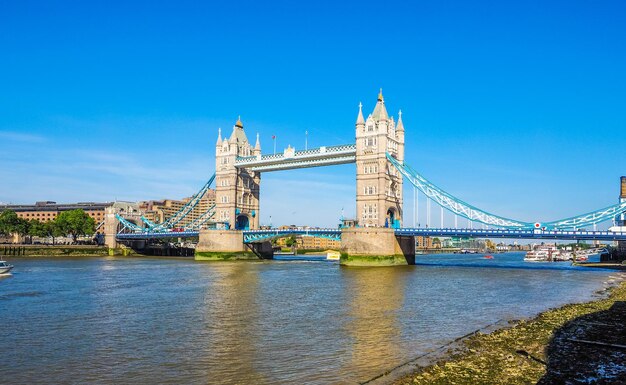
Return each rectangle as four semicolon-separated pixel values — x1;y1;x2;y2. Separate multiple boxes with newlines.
235;144;356;166
242;228;342;242
394;227;626;240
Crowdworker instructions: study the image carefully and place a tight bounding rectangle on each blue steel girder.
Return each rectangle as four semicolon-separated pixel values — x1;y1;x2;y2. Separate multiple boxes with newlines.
541;202;626;230
115;214;145;233
386;153;533;228
242;229;341;243
152;173;216;231
116;231;200;240
185;205;217;231
141;216;159;230
394;227;626;241
387;153;626;230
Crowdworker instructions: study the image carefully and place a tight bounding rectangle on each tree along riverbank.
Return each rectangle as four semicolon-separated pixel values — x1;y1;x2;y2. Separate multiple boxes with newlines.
385;276;626;385
1;245;135;257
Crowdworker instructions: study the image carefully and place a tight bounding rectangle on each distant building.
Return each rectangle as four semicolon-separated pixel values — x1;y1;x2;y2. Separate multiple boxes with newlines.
274;234;340;250
416;236;434;249
496;243;510;252
139;189;216;228
0;201;112;227
440;236;486;250
297;236;341;250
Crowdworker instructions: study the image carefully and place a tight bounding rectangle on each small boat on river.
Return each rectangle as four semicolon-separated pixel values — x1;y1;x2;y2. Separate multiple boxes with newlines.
326;250;341;260
524;245;568;262
0;260;14;275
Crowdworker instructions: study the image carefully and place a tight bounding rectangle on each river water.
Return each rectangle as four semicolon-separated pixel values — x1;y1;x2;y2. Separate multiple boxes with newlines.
0;253;620;384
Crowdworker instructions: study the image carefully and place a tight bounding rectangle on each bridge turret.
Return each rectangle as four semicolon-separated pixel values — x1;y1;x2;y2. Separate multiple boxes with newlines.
216;127;222;146
355;90;404;228
215;117;261;230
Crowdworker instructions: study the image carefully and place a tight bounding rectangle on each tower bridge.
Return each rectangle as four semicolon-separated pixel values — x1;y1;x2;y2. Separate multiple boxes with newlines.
108;91;626;265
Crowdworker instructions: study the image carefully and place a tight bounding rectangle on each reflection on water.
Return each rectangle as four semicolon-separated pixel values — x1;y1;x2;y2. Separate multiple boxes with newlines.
0;254;619;385
342;267;409;382
202;263;268;385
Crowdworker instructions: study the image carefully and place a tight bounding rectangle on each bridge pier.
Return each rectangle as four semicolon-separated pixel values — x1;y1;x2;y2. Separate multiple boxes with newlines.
340;228;415;266
195;230;262;261
104;207;119;249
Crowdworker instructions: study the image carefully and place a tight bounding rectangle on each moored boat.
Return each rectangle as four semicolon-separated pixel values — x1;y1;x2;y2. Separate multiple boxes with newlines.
326;250;341;260
524;245;566;262
0;260;14;274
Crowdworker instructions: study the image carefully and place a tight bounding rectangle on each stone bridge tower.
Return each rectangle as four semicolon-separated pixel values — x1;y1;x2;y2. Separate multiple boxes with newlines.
214;118;261;230
355;90;405;227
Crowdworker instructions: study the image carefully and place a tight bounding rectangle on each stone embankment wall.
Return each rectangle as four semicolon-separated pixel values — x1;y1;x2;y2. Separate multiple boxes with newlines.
1;245;133;257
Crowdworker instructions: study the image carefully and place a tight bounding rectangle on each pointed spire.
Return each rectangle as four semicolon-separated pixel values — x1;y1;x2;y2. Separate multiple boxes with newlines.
216;127;222;145
255;132;261;150
397;110;404;131
356;102;365;125
372;89;388;121
230;116;249;143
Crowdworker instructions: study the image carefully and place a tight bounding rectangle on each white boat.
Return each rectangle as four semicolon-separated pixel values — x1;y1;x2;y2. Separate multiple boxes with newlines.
573;248;609;261
0;260;14;274
326;250;341;260
524;245;566;262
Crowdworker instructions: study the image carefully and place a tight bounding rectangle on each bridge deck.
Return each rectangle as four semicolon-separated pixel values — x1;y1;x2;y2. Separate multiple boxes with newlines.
395;228;626;241
116;228;626;242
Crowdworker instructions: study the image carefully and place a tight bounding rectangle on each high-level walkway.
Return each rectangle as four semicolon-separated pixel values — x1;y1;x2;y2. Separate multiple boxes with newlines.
235;144;356;172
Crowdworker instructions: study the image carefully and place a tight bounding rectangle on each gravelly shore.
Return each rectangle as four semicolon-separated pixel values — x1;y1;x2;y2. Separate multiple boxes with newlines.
383;272;626;385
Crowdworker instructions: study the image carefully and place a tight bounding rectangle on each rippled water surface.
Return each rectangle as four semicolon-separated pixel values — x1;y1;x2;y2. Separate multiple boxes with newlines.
0;253;620;384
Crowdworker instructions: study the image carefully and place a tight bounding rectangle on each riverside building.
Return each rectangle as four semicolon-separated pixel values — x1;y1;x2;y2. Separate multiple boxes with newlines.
139;189;216;228
0;201;112;226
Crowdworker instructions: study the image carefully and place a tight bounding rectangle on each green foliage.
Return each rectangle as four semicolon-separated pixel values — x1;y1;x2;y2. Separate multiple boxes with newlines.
28;220;47;237
44;221;64;239
1;209;95;244
285;235;297;247
0;210;20;235
54;209;96;242
14;217;30;237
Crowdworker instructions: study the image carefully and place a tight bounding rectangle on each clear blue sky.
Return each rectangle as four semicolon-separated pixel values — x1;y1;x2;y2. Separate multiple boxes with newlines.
1;0;625;228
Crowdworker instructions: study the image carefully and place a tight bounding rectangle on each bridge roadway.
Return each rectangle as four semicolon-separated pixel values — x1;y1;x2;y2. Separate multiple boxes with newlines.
115;228;626;242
